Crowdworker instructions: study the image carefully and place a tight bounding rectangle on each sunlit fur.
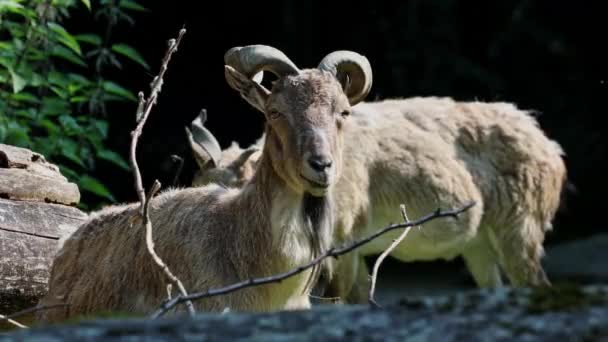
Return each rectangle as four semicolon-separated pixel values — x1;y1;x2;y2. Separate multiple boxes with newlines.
190;96;567;303
36;70;353;322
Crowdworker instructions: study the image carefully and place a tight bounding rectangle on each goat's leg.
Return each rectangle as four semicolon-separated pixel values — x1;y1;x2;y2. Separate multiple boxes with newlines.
489;218;551;287
323;251;366;304
462;233;503;287
345;254;370;304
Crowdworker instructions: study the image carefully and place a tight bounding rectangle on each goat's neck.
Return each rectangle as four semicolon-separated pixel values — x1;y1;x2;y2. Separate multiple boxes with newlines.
236;146;332;276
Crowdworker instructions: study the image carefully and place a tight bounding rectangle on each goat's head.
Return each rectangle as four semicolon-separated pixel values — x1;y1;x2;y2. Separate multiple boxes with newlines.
223;45;372;196
186;109;261;188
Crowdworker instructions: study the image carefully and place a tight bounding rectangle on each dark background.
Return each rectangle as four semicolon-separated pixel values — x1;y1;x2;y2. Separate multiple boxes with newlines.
67;0;606;246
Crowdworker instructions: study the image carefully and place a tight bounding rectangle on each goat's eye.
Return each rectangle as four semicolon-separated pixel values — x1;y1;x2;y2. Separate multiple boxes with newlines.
269;109;281;120
340;110;351;117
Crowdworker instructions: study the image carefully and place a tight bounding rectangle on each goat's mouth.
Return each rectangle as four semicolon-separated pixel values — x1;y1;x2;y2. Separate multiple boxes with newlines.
300;173;330;189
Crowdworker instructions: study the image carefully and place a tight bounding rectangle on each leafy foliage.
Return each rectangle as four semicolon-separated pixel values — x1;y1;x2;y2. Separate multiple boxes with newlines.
0;0;148;209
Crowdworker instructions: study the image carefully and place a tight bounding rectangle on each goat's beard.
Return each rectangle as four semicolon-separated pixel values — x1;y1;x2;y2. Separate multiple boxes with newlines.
301;192;334;293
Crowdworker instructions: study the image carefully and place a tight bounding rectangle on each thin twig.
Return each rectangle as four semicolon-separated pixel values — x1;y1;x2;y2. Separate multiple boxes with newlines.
167;284;173;301
128;27;195;316
142;180;194;315
130;27;186;212
0;314;27;329
150;201;476;318
368;204;416;308
0;304;68;323
170;155;184;186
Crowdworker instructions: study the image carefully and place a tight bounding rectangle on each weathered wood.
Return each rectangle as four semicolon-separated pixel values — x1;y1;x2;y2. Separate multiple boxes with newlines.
0;144;87;319
0;198;87;311
0;169;80;205
0;198;87;238
0;230;59;299
0;144;65;181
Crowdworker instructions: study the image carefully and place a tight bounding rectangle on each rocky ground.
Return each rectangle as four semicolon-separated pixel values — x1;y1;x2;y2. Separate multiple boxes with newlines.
1;284;607;341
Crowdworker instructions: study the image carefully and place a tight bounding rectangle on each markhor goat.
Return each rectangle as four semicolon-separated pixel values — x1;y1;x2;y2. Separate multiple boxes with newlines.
36;44;373;321
187;95;567;303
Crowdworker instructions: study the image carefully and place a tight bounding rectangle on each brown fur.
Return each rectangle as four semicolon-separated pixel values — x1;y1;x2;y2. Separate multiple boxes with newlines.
190;96;567;303
36;69;358;322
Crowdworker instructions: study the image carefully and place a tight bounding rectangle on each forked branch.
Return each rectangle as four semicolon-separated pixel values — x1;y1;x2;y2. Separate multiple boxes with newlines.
368;204;416;307
128;27;195;316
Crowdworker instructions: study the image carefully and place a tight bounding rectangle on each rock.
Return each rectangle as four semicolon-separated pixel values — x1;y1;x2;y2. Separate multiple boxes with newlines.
0;144;80;205
0;169;80;206
543;234;608;282
0;144;87;316
0;144;63;180
1;284;606;340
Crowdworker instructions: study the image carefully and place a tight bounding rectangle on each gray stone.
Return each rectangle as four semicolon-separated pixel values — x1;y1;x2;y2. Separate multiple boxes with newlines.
0;144;87;315
543;234;608;282
0;144;80;205
1;284;606;341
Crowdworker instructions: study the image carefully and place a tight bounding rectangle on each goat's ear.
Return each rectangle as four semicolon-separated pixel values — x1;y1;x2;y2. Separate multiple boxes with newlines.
185;110;222;170
225;65;269;114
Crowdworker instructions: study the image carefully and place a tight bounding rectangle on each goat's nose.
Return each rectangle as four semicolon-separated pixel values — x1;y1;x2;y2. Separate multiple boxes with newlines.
308;156;332;172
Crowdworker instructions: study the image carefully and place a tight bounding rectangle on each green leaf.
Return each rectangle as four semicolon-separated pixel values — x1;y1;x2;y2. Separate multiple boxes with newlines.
59;115;83;135
41;96;70;116
51;45;87;67
58;164;79;181
10;91;39;103
0;123;6;142
50;85;69;99
66;73;92;94
49;71;69;88
47;22;82;55
118;0;148;12
80;0;90;10
4;121;30;147
75;34;102;46
111;43;149;69
0;41;13;50
8;67;26;93
69;96;88;103
79;174;115;201
58;139;85;167
68;73;92;85
97;149;130;171
13;109;36;119
39;118;60;135
102;81;137;101
91;119;108;138
102;94;130;102
0;0;25;15
88;119;108;138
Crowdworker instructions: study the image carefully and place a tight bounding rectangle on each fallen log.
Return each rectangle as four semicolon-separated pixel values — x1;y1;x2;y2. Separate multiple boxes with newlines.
0;144;88;316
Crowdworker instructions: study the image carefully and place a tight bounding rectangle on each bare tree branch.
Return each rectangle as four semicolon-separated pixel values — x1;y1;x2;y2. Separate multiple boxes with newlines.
170;155;184;186
368;204;416;307
128;27;195;316
130;27;186;213
0;304;68;325
1;304;71;330
0;314;27;329
150;201;476;318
